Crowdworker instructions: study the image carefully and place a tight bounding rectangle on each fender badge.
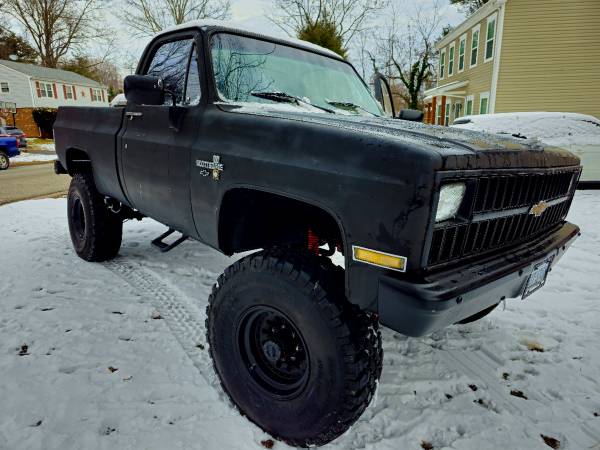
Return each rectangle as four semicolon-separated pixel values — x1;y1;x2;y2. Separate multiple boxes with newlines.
196;155;224;181
529;201;549;217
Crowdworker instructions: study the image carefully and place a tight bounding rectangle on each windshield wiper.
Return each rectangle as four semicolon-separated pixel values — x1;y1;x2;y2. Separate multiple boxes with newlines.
326;100;379;117
251;91;336;114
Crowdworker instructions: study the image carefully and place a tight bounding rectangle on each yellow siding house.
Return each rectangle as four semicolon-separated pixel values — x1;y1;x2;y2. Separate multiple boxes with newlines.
423;0;600;125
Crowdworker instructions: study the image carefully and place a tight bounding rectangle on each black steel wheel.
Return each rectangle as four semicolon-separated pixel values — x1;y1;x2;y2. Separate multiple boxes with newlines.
238;306;309;398
206;248;383;447
70;196;87;242
67;173;122;262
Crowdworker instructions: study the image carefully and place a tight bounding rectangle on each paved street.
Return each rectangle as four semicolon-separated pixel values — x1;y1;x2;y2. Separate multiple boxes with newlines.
0;163;70;205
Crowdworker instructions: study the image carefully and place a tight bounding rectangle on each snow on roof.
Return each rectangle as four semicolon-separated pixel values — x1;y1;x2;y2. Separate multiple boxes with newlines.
160;20;343;59
453;112;600;148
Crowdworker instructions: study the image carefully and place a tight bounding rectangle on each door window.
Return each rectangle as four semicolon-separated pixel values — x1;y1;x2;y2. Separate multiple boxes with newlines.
147;38;194;105
184;45;202;106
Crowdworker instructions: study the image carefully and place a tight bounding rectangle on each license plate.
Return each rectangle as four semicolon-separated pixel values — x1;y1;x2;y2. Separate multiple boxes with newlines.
522;258;553;299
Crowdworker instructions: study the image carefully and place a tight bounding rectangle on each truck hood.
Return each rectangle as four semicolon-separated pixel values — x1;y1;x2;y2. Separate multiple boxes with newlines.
226;105;580;170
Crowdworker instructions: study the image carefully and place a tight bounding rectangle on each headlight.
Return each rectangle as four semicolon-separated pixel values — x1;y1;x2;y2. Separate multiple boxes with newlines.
435;183;466;223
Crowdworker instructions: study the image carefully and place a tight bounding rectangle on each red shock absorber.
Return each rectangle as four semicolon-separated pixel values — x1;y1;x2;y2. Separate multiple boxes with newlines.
307;229;320;255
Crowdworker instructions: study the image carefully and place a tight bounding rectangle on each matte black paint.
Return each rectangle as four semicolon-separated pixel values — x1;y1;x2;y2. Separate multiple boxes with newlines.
53;24;581;333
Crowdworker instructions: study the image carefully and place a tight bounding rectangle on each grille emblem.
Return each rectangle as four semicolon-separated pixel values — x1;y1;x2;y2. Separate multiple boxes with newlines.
529;201;549;217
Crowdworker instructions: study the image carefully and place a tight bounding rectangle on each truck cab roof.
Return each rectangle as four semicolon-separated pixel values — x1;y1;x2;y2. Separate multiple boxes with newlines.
156;19;344;60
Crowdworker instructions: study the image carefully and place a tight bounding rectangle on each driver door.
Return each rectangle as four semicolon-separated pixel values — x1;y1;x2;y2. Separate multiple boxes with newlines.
120;35;202;236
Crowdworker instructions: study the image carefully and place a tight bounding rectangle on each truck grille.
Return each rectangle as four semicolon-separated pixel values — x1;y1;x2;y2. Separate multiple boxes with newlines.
428;168;578;267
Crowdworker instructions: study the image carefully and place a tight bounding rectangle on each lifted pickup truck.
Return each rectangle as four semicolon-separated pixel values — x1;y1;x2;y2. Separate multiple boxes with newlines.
54;21;581;447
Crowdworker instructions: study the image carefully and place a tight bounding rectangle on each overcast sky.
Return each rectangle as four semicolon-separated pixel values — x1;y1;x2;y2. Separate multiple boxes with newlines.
114;0;465;73
6;0;465;74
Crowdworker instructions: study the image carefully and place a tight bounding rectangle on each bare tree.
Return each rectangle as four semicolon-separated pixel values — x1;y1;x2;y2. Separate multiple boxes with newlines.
3;0;104;68
450;0;488;14
270;0;388;47
373;2;442;110
123;0;231;36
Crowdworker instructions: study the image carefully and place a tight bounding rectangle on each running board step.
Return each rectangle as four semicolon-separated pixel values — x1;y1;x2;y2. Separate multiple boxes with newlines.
151;229;188;253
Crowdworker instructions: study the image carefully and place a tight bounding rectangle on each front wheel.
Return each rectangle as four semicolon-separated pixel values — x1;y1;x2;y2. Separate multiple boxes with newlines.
67;173;122;262
206;249;383;447
0;152;9;170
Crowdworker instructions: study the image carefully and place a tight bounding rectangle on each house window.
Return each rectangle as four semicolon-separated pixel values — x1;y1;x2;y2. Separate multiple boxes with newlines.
445;100;451;126
458;34;466;72
65;85;74;100
485;15;497;62
436;103;442;125
470;25;480;68
439;49;446;80
39;82;54;98
455;102;463;119
0;82;9;93
448;43;455;77
465;95;474;115
91;88;103;102
479;92;490;114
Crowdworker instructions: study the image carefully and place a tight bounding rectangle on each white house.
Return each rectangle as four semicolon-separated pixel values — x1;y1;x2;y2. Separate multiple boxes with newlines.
0;59;109;137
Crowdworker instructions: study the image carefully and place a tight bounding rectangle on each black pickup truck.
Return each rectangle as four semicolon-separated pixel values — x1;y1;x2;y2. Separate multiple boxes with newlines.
54;21;581;447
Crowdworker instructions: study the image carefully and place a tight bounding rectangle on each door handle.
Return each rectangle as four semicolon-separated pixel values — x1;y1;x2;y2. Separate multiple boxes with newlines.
125;112;143;120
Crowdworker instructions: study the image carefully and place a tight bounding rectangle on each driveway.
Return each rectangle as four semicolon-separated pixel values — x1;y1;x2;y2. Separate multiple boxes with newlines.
0;163;70;205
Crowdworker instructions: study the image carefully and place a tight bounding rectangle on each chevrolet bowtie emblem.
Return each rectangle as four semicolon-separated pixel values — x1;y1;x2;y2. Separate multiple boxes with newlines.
196;155;224;181
529;201;549;217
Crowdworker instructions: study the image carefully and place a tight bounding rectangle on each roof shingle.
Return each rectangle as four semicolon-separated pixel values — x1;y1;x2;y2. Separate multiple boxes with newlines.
0;59;104;87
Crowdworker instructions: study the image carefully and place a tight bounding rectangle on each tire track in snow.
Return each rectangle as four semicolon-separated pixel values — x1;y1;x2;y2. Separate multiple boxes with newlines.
103;259;223;393
439;348;600;448
104;256;600;448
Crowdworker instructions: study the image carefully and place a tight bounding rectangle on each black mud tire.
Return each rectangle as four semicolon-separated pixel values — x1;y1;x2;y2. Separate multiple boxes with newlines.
0;151;9;170
67;173;122;262
206;248;383;447
457;303;499;324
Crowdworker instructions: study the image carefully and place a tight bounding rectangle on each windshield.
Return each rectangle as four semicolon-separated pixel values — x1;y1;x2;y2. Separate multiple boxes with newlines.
210;33;384;117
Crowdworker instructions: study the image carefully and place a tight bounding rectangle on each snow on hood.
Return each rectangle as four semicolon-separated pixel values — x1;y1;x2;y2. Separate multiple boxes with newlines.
215;101;330;115
453;112;600;148
221;105;547;153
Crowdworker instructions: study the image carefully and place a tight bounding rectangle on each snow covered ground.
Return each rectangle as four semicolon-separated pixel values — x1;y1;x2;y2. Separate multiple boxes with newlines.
1;194;599;450
11;152;57;164
12;140;57;164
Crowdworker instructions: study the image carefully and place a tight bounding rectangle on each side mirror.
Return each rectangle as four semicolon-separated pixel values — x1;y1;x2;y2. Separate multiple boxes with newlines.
398;109;424;122
124;75;164;106
372;73;396;118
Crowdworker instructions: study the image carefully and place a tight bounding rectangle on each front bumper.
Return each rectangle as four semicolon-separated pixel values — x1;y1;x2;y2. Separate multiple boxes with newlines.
378;222;580;337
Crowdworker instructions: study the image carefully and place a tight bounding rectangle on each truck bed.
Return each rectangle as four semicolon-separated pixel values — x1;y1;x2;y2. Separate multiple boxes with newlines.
54;107;128;205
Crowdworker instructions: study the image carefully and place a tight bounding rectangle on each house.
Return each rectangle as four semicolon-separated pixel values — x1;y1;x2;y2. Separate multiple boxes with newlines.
0;60;109;137
423;0;600;126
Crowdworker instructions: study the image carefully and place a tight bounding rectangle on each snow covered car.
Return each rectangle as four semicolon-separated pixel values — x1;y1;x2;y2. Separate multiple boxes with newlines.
453;112;600;186
0;136;19;170
53;21;582;447
109;93;127;107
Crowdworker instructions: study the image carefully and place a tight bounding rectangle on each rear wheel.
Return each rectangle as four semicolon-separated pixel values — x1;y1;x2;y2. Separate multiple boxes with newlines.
0;151;9;170
206;248;382;447
67;173;122;261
